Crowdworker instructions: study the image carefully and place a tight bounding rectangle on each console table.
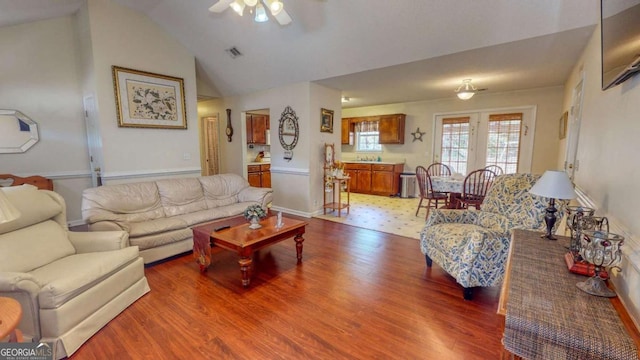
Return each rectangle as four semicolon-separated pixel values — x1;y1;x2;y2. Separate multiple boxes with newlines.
499;229;640;359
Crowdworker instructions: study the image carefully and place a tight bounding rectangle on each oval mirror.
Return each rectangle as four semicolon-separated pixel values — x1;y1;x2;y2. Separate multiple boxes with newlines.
0;110;39;153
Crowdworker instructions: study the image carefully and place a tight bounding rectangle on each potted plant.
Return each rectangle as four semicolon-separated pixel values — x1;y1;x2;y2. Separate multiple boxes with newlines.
244;204;267;229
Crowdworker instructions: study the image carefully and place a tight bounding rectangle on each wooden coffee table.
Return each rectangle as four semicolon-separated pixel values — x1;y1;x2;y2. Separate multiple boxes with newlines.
192;215;307;287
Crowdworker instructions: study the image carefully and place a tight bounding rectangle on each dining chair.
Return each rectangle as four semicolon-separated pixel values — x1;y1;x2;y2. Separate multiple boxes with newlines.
484;165;504;176
459;168;497;210
415;166;449;219
426;162;452;177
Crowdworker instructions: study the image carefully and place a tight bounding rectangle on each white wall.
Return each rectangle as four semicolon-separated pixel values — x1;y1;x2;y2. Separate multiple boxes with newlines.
562;25;640;327
0;16;91;222
343;86;565;175
86;0;200;181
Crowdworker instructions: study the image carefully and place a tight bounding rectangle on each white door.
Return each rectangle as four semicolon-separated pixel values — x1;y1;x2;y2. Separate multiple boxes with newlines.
564;75;585;180
433;107;535;174
83;95;103;187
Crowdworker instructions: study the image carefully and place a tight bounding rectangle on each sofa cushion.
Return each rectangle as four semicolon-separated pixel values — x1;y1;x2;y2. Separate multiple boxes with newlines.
199;174;249;208
127;216;188;237
0;220;76;273
30;246;140;309
81;182;164;223
156;178;207;217
0;185;62;234
129;228;192;251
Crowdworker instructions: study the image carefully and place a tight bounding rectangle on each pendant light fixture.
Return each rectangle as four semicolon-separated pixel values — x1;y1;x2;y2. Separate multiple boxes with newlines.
455;79;477;100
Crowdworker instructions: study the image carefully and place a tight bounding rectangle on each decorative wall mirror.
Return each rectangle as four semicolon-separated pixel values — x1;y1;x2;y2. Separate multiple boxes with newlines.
278;106;299;161
0;110;39;153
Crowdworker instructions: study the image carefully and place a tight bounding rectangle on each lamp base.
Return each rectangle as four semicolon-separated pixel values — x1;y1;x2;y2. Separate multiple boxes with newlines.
576;276;616;297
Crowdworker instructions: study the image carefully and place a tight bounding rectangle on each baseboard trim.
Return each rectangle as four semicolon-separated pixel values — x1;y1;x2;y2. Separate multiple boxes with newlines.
270;205;312;218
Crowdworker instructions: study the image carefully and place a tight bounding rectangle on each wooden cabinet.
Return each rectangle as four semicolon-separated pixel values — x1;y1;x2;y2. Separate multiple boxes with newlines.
379;114;405;144
246;113;269;145
342;114;405;145
344;163;372;193
341;118;353;145
344;163;403;196
247;163;271;188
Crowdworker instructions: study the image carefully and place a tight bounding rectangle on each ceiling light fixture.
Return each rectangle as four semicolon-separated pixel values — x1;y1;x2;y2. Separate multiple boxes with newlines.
209;0;292;25
455;79;477;100
342;97;351;103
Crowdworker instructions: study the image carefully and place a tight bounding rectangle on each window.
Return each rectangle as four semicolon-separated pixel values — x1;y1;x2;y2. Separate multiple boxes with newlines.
355;121;382;152
440;117;470;174
486;113;522;174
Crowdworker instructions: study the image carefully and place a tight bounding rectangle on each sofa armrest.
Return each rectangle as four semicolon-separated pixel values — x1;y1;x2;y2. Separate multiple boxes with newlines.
68;230;130;253
88;220;130;232
424;209;479;227
238;186;273;208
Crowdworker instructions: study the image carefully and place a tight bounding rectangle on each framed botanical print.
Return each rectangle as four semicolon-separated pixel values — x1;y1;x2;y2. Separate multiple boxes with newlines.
112;66;187;129
321;108;333;133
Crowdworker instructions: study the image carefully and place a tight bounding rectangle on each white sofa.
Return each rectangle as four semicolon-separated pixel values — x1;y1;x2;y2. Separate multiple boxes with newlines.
0;184;150;359
81;174;273;264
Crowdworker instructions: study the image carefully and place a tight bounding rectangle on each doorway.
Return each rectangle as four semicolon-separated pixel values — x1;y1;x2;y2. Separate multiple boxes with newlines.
433;106;535;174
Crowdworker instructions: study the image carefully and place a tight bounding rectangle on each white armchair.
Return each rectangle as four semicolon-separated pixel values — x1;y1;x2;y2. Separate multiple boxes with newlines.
0;185;150;359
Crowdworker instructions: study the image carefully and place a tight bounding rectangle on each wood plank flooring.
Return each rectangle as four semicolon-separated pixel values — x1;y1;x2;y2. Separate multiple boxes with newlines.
71;217;503;359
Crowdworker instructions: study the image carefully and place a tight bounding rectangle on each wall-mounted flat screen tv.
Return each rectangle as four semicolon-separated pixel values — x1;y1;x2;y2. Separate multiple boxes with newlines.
601;0;640;90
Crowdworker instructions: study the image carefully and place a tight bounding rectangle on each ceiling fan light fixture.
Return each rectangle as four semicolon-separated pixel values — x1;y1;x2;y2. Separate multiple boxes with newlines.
229;0;245;15
267;0;284;15
455;79;477;100
254;3;269;22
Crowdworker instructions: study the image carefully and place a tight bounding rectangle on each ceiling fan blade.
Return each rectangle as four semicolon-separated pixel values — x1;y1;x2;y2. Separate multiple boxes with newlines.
209;0;234;13
273;8;292;25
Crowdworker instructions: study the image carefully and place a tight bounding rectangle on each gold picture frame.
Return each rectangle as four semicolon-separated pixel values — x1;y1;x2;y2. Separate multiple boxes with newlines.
112;66;187;129
321;108;334;133
559;111;568;139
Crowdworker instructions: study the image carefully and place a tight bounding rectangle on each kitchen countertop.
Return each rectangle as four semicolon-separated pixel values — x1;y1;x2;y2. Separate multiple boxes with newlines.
247;161;271;166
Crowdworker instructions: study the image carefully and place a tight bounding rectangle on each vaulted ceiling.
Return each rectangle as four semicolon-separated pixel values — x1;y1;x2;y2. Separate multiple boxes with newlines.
0;0;600;107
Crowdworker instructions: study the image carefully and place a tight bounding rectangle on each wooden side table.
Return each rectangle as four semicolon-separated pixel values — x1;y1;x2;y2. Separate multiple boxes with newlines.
0;297;24;342
323;177;350;217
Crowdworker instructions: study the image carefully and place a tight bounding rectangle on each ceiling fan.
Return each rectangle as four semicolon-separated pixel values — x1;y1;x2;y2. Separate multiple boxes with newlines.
209;0;292;25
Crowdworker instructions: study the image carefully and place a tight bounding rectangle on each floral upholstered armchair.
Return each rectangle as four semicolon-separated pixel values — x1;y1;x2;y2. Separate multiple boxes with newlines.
420;173;566;300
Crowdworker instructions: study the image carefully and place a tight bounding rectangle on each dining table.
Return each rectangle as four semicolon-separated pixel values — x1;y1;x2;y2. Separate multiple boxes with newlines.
430;175;466;209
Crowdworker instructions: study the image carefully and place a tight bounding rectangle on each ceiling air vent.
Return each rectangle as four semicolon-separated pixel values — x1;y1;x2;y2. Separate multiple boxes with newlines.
225;47;243;59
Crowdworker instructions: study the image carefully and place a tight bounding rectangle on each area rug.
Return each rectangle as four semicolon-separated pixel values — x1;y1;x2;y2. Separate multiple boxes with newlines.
314;193;426;240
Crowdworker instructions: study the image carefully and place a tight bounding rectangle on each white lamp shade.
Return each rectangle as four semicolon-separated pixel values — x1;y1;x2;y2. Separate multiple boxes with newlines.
456;91;474;100
0;189;21;224
529;170;577;200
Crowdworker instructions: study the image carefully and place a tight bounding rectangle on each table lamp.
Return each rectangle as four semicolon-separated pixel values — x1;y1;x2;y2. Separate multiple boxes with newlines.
0;189;21;224
529;170;576;240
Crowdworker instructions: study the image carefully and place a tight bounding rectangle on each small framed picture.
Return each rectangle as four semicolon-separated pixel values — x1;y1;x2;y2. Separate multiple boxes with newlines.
559;111;568;139
321;108;334;133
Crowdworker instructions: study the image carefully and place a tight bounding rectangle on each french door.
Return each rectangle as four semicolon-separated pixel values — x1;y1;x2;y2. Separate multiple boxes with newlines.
433;107;535;175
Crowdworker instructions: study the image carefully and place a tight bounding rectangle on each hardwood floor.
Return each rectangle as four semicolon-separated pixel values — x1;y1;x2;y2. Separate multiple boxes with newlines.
71;217;503;359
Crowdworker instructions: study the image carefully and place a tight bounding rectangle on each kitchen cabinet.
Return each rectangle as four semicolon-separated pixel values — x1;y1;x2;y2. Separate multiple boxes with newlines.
246;113;269;145
341;114;406;145
344;163;372;194
344;162;403;196
341;118;353;145
379;114;405;144
247;163;271;188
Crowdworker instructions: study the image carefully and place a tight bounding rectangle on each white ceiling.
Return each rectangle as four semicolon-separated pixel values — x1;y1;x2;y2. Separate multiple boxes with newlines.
0;0;600;108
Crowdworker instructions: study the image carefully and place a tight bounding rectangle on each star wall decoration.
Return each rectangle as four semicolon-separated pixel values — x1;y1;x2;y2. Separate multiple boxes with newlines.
411;127;426;142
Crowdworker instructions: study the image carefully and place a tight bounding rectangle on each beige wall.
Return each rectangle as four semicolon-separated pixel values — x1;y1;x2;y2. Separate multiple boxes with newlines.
0;16;91;223
343;86;565;176
562;25;640;326
202;82;342;216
